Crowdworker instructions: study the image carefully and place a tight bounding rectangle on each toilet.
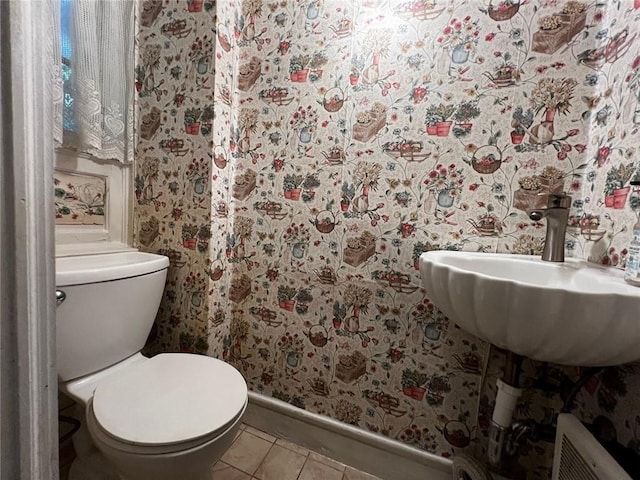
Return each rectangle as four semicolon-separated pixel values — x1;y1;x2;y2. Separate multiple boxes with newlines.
56;250;247;480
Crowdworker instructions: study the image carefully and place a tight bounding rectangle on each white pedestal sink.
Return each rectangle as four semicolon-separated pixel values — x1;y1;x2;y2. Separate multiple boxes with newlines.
419;251;640;367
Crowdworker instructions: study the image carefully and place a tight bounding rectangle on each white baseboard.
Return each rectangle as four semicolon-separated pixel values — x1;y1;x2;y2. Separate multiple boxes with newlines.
244;392;452;480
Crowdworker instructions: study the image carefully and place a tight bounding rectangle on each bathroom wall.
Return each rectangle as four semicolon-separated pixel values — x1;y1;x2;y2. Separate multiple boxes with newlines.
134;0;640;477
134;0;215;353
477;2;640;476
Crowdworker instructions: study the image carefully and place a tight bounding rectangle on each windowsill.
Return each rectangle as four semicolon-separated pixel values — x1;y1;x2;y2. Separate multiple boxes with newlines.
55;241;135;258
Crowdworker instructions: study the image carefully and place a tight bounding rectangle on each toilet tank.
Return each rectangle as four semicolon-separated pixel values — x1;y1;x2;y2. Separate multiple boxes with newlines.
56;251;169;382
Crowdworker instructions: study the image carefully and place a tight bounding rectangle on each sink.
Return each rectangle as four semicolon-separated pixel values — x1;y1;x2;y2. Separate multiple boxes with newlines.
419;251;640;367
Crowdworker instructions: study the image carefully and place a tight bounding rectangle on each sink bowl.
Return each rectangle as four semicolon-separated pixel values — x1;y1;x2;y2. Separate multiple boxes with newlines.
419;251;640;366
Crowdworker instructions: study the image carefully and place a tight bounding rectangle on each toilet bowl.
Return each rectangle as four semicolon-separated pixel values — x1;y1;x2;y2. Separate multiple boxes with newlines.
56;251;248;480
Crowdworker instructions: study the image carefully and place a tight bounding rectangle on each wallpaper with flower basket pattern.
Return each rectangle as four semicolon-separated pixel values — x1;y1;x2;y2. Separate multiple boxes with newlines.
134;0;640;476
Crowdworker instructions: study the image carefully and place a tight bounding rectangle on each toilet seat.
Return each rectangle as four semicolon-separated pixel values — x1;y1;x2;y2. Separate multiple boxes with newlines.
90;353;247;453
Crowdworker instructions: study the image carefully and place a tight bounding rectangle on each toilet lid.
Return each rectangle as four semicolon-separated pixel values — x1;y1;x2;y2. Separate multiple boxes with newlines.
92;353;247;446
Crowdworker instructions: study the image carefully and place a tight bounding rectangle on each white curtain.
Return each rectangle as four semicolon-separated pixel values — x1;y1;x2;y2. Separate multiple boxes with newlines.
54;0;135;164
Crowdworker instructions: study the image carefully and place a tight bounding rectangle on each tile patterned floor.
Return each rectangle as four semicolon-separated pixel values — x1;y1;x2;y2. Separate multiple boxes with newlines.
59;422;382;480
215;424;382;480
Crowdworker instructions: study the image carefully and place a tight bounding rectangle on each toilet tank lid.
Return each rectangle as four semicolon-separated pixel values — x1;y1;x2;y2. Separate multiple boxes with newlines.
56;252;169;286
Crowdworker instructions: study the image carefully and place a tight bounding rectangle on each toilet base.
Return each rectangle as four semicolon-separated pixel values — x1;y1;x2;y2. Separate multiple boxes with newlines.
87;400;246;480
69;448;122;480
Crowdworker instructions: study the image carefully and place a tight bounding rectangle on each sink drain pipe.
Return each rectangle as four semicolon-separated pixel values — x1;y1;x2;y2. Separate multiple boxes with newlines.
487;352;524;469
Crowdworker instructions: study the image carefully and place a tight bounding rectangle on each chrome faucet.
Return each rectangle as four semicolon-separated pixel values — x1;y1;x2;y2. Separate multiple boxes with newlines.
528;193;572;262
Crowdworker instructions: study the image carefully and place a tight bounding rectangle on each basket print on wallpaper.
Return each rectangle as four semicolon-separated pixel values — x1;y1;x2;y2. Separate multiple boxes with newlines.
335;351;367;383
140;0;162;27
343;231;376;267
232;169;257;201
139;107;161;140
238;57;262;92
353;103;387;142
532;3;588;55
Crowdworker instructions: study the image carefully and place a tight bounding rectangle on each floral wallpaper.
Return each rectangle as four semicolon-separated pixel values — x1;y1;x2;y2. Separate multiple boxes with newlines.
134;0;640;477
135;0;216;353
54;170;106;225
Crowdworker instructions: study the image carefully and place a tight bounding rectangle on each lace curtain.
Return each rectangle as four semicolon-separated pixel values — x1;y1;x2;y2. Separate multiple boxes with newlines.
53;0;135;164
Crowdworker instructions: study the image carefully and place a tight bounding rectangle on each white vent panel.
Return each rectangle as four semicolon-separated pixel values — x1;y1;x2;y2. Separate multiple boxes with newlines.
552;414;631;480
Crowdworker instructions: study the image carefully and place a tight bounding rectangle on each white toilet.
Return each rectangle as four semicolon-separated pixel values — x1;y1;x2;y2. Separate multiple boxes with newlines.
56;250;247;480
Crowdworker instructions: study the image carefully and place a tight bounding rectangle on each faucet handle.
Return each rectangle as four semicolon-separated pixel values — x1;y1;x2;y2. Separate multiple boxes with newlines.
547;193;571;209
536;192;572;209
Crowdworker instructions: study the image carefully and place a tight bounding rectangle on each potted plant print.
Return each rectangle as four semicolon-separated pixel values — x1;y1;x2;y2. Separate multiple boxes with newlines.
240;0;263;42
343;284;372;333
277;331;304;368
604;163;635;209
437;17;480;64
423;163;465;208
341;181;356;211
452;101;480;138
302;174;321;202
425;103;456;137
290;105;319;144
510;106;534;144
309;51;328;81
425;374;451;406
412;241;436;270
181;224;199;250
232;216;253;258
295;288;314;315
361;30;391;85
283;174;305;200
187;0;204;13
277;285;297;311
349;54;365;86
283;223;311;259
200;104;214;136
187;36;213;73
352;161;383;212
184;108;202;135
435;104;456;136
289;54;311;82
401;368;429;400
424;105;441;135
237;108;259;153
529;77;577;144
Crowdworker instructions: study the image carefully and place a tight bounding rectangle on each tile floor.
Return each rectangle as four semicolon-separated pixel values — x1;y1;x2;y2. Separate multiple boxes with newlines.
215;424;382;480
59;423;382;480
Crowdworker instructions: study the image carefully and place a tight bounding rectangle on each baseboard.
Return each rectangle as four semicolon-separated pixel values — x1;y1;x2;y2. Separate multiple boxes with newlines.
244;392;452;480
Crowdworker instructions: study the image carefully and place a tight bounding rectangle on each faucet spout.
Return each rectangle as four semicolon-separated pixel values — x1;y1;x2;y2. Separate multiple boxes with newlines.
528;194;572;262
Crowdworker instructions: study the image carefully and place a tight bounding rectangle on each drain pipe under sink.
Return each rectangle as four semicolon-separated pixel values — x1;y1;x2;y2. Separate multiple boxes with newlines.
487;352;524;470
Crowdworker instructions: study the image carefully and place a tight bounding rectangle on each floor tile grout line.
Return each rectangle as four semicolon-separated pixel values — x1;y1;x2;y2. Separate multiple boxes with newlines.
251;441;277;479
296;455;312;480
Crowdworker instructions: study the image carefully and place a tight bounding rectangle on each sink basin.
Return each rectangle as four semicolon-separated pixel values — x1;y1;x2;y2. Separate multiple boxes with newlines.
419;251;640;366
